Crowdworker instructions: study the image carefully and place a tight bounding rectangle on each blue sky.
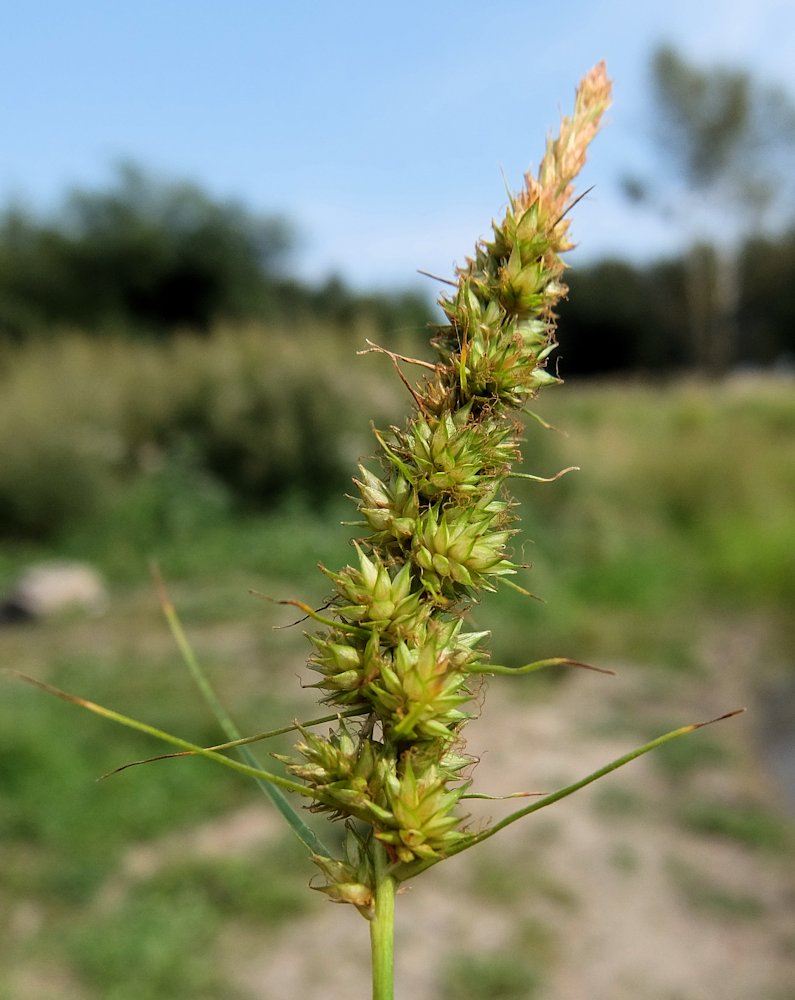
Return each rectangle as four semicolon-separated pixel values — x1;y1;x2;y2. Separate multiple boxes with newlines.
3;0;795;290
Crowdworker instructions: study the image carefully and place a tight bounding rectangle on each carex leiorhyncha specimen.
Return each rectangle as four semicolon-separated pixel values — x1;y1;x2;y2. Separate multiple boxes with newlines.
277;62;615;911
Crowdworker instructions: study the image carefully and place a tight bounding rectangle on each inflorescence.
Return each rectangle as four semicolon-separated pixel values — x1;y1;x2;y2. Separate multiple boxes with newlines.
278;63;612;916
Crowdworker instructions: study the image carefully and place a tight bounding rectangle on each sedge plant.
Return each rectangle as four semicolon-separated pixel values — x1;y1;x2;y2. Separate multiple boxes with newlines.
15;62;743;1000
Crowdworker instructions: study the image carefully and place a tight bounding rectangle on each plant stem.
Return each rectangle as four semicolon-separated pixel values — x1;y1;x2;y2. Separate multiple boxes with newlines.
370;846;396;1000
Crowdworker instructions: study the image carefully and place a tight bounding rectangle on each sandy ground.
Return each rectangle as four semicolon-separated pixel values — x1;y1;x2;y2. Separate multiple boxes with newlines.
218;649;795;1000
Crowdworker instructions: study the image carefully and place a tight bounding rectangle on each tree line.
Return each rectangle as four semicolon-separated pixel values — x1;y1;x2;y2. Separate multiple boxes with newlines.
3;40;795;376
559;239;795;376
1;162;793;374
0;163;430;345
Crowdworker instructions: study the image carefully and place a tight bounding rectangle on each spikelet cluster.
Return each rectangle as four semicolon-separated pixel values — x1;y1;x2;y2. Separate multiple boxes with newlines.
280;63;611;914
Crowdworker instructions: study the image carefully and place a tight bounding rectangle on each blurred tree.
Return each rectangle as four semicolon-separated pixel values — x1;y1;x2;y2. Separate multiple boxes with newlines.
559;259;687;375
625;45;795;373
0;165;436;343
739;227;795;367
0;163;293;338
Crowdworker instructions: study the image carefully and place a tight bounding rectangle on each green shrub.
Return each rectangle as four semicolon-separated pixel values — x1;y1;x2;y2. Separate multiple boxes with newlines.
0;324;405;542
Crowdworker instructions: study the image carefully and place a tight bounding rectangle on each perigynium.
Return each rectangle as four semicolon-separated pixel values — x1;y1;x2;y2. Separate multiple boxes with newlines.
14;61;743;1000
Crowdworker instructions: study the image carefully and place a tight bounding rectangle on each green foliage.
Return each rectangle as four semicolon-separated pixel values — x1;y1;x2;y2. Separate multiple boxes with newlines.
0;615;315;997
1;359;791;667
154;841;311;924
5;148;795;376
624;46;795;374
3;56;791;999
63;889;227;1000
560;259;687;374
0;325;406;541
741;229;795;362
0;660;244;903
488;380;795;664
0;164;291;338
54;838;309;1000
560;233;795;374
0;163;436;343
1;375;791;995
442;952;541;1000
469;852;578;910
0;428;111;538
442;914;558;999
5;154;795;372
679;800;794;853
609;843;641;874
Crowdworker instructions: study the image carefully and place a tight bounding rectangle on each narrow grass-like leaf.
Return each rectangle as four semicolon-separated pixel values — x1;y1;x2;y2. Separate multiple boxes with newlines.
468;710;746;844
154;568;333;858
499;578;545;601
273;598;371;638
12;671;315;797
461;791;546;800
103;705;369;777
400;710;745;879
469;656;615;676
508;466;579;482
520;406;567;434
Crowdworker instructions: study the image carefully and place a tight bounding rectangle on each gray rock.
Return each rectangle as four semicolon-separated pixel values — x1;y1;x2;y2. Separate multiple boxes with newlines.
0;561;108;622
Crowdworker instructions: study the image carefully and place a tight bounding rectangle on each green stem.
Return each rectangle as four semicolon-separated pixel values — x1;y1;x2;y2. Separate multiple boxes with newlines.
370;845;396;1000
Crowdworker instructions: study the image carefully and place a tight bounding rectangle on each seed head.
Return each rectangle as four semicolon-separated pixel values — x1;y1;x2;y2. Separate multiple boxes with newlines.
283;63;612;902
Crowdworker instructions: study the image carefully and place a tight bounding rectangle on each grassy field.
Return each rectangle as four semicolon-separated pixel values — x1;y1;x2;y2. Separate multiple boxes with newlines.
1;366;794;999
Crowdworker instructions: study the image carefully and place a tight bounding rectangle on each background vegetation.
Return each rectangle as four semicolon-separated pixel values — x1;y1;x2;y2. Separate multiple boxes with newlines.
1;43;793;1000
2;371;793;999
2;161;795;375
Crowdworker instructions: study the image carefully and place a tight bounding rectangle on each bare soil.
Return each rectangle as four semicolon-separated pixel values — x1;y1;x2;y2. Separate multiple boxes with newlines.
159;625;795;998
7;616;793;1000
